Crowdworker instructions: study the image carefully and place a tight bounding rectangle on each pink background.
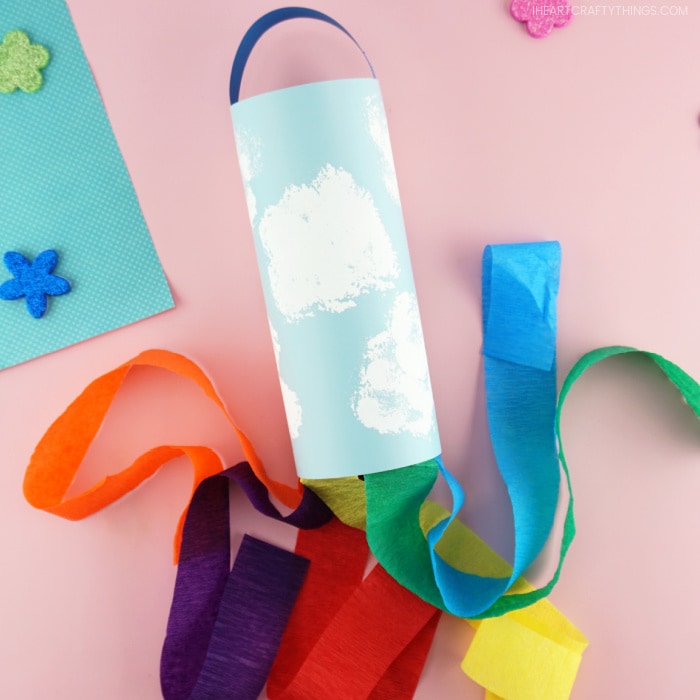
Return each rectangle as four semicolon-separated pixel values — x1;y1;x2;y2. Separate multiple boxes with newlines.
2;1;700;697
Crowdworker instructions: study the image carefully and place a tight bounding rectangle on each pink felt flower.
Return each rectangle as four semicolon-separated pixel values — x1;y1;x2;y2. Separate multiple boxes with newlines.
510;0;573;38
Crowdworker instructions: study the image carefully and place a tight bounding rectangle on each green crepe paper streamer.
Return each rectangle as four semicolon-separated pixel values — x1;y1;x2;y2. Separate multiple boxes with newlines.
364;346;700;619
365;461;446;610
479;346;700;616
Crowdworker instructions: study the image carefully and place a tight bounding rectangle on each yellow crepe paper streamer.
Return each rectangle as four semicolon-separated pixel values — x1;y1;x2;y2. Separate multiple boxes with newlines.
301;476;367;530
421;501;587;700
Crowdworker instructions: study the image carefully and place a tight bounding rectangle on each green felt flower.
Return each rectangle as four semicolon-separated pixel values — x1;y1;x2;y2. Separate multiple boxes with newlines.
0;30;50;94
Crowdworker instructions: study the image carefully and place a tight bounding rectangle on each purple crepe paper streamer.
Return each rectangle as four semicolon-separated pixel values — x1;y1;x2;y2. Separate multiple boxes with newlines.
160;475;230;700
161;462;333;700
190;535;309;699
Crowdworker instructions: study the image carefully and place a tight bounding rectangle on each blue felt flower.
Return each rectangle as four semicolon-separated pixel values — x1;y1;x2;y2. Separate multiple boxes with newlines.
0;250;71;318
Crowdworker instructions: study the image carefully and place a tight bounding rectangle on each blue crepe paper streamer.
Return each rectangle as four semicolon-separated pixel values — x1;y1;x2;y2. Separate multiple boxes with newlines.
423;242;561;617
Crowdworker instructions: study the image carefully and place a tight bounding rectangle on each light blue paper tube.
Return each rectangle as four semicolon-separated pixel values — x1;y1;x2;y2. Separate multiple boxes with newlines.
232;70;440;479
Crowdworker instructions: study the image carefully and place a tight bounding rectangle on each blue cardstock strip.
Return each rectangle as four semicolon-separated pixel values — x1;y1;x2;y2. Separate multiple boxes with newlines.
229;7;375;105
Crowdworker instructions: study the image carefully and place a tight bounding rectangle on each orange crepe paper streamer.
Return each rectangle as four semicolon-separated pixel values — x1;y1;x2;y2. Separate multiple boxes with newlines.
23;349;302;559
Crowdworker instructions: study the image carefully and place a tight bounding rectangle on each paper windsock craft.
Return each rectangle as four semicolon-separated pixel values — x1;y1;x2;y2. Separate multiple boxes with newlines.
229;8;441;479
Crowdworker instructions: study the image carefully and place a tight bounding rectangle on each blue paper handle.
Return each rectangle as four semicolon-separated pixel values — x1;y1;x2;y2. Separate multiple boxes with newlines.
229;6;376;105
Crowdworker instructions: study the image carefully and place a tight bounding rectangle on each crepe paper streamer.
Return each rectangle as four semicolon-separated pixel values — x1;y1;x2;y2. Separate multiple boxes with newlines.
300;475;367;529
268;516;440;700
268;518;372;697
0;30;49;93
277;561;439;699
230;8;441;479
1;0;173;370
474;242;561;612
557;344;700;472
189;536;308;700
160;470;230;700
465;608;586;700
0;250;70;318
22;349;302;562
510;0;573;38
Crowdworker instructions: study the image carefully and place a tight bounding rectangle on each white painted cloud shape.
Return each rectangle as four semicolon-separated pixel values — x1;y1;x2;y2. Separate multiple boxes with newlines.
352;292;435;436
258;164;399;321
269;323;302;440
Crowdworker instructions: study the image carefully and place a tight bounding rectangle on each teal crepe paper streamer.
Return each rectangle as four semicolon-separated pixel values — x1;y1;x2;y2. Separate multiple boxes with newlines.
366;241;563;618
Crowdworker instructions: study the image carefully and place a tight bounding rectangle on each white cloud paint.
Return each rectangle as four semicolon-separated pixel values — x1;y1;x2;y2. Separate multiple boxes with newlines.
259;164;399;321
352;292;435;436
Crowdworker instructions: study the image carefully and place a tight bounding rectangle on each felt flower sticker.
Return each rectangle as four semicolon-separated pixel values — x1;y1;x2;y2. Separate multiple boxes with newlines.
0;250;71;318
510;0;573;38
0;30;50;94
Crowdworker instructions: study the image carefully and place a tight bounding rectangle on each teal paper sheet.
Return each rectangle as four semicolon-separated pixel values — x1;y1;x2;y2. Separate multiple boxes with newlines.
0;1;173;369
